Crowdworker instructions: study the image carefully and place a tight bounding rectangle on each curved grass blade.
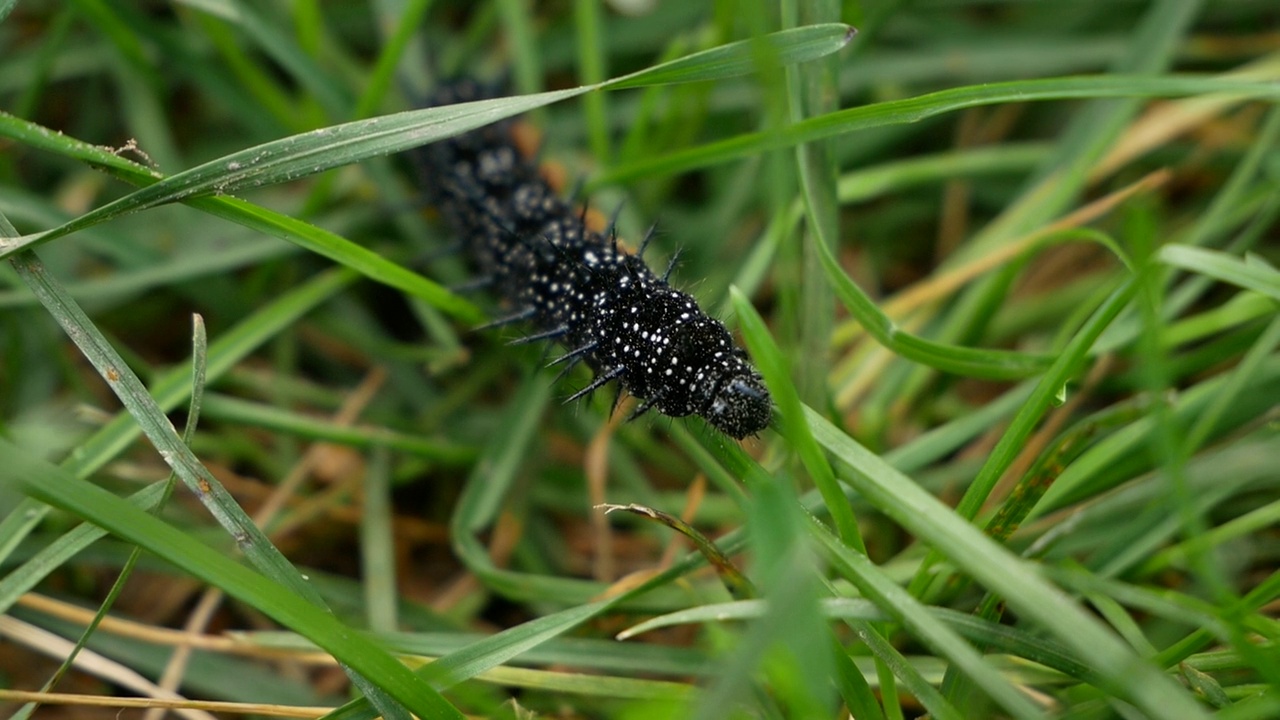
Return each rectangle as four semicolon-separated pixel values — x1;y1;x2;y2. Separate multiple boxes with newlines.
729;287;864;549
0;23;855;259
0;441;462;720
601;75;1280;184
907;278;1139;591
0;112;480;321
731;288;1041;718
598;503;754;599
811;231;1054;379
318;549;751;720
0;88;581;256
6;249;415;720
191;195;482;323
602;23;855;89
0;269;354;618
1159;245;1280;301
622;598;1096;683
12;316;210;720
802;404;1210;719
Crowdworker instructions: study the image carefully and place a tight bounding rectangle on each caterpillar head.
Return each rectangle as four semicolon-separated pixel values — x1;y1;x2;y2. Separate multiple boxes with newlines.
661;313;772;439
705;369;772;439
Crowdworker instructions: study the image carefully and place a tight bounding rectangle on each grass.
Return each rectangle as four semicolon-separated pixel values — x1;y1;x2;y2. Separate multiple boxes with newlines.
1;1;1278;718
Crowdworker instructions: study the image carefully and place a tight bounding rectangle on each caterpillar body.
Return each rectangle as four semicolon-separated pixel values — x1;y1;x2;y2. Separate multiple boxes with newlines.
412;81;771;439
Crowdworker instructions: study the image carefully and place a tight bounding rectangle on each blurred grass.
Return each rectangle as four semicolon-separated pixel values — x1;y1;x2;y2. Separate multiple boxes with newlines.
1;2;1278;719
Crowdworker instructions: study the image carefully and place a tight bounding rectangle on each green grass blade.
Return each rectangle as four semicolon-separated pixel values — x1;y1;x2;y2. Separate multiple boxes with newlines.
0;89;582;255
603;23;855;89
189;195;482;322
0;112;481;321
812;227;1054;379
803;405;1210;719
353;0;434;119
198;394;476;463
1;23;854;258
730;287;864;550
1159;245;1280;300
0;440;462;720
66;267;357;479
0;265;352;571
811;522;1045;720
600;75;1280;184
626;598;1098;684
905;279;1139;599
321;601;609;720
0;482;169;617
6;250;417;719
19;316;209;717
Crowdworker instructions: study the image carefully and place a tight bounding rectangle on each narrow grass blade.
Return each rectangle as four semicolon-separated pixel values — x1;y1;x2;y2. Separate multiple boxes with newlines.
729;287;864;550
198;394;476;463
0;89;581;255
0;113;480;321
1159;245;1280;300
812;228;1054;379
599;503;753;598
1;23;855;258
603;23;855;89
803;405;1210;719
810;522;1047;720
918;278;1137;557
602;75;1280;184
17;316;210;719
8;251;416;719
0;441;462;720
623;598;1096;683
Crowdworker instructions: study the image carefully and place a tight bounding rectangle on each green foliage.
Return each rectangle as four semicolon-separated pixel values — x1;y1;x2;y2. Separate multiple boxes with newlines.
1;1;1277;719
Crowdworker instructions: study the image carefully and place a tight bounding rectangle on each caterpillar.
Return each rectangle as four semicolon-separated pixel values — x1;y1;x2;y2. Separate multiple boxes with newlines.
411;81;771;440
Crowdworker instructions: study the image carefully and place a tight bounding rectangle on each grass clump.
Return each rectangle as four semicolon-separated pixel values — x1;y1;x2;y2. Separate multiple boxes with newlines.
1;2;1277;719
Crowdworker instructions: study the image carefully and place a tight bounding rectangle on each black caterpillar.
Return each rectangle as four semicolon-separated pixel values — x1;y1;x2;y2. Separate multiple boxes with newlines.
411;81;771;439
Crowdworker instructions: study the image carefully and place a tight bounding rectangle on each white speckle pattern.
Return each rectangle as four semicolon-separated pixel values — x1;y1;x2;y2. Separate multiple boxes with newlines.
410;81;772;439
